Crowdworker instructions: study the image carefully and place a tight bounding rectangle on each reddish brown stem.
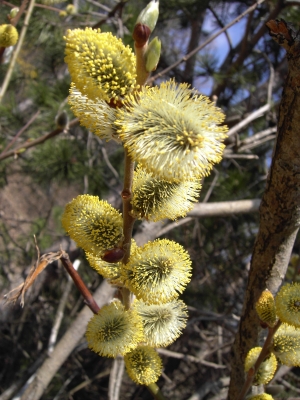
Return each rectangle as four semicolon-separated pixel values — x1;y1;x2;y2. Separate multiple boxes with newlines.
121;149;136;310
121;148;136;264
60;252;100;314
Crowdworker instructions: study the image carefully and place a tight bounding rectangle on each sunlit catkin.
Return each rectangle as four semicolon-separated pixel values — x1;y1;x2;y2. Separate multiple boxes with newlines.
255;289;277;327
62;195;123;258
275;282;300;327
244;347;277;385
131;165;201;221
64;28;136;103
133;299;188;347
273;323;300;366
86;301;144;358
123;239;192;304
116;79;228;182
124;345;162;385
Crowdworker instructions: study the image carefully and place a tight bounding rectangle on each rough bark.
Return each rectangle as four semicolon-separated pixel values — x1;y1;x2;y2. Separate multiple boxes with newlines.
228;19;300;399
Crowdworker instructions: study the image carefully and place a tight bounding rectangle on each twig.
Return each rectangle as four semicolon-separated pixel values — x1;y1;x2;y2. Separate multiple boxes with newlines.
9;0;29;26
0;117;79;161
84;0;110;12
96;137;119;180
237;134;276;152
157;348;226;369
0;0;35;103
238;127;277;146
92;0;127;29
60;252;100;314
47;259;81;355
227;103;271;137
229;20;300;396
223;153;259;159
277;378;300;394
188;199;260;218
34;3;63;12
0;110;40;156
68;369;111;396
212;0;284;99
0;353;46;400
83;131;93;194
207;5;233;52
52;371;77;400
156;199;261;236
148;0;266;84
108;356;125;400
157;217;192;237
202;169;219;203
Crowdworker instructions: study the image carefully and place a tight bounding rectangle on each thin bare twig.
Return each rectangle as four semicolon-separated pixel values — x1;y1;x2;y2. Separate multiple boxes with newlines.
0;110;40;156
202;169;219;203
157;348;226;369
227;103;271;137
60;252;100;314
108;356;125;400
148;0;266;84
237;134;276;152
68;369;111;396
207;5;233;52
238;126;277;147
0;118;79;161
223;153;259;159
47;260;81;355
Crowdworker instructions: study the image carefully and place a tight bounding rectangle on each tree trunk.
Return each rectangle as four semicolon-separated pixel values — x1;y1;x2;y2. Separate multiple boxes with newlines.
228;19;300;399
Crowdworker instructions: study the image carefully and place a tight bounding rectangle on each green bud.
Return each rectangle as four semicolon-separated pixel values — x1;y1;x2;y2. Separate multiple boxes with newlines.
136;0;159;33
9;8;19;19
145;37;161;72
66;4;76;15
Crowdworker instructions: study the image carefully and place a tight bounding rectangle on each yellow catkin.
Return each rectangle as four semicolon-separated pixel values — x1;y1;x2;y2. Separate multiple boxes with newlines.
124;346;162;385
0;24;18;47
255;289;277;327
244;347;277;385
275;283;300;327
64;28;136;103
116;79;228;182
123;239;192;304
86;301;144;358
